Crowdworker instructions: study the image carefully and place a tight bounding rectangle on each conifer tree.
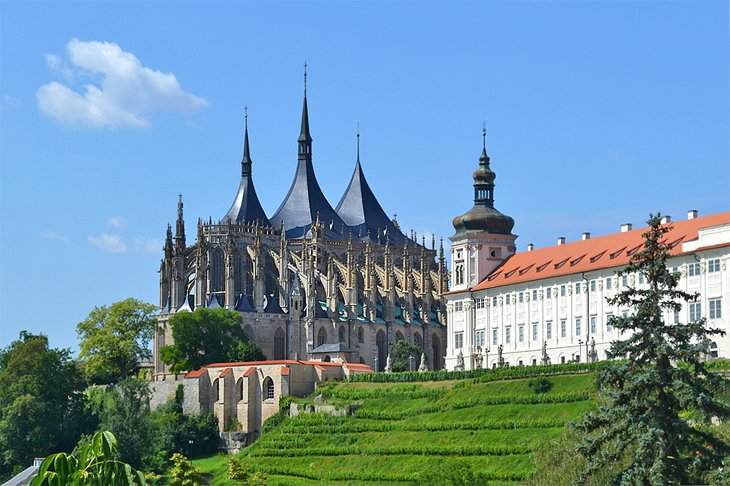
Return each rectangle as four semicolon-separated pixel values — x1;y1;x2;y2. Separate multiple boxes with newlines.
575;214;729;485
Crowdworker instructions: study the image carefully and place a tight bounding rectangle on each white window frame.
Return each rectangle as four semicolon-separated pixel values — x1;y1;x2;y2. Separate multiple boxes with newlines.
560;320;567;338
475;329;485;347
454;332;464;349
709;299;722;320
689;302;702;322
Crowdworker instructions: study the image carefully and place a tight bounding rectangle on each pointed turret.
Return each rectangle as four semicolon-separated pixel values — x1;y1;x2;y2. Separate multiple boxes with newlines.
270;68;348;239
175;194;186;254
223;110;270;225
164;223;173;259
335;129;409;245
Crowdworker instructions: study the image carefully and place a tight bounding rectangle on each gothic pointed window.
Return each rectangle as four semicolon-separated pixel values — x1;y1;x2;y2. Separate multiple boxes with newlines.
358;327;364;343
274;327;285;360
317;327;327;346
338;326;346;343
211;247;225;293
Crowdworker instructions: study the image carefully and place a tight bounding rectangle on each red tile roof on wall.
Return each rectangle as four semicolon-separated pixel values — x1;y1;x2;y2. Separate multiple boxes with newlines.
280;366;290;376
469;212;730;291
183;360;374;378
219;367;232;378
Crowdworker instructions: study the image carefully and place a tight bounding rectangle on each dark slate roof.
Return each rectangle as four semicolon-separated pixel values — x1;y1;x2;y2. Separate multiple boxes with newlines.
335;159;409;245
270;158;348;239
263;294;284;314
223;124;270;225
235;294;255;312
311;343;353;354
270;94;349;239
208;294;222;309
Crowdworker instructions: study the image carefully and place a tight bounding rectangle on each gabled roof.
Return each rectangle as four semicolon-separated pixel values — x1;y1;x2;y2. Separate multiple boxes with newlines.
470;212;730;291
311;343;353;354
335;160;410;245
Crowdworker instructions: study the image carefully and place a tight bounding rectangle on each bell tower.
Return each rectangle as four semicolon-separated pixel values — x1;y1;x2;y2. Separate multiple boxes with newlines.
450;128;516;291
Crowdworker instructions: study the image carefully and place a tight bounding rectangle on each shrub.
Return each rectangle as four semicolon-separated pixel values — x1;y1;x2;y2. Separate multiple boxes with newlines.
168;453;201;486
227;456;250;480
528;377;553;394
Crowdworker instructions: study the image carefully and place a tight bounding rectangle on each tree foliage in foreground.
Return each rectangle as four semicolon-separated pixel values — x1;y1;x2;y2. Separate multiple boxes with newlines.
575;214;730;485
77;298;157;384
0;332;93;479
31;431;145;486
160;308;265;373
391;339;424;372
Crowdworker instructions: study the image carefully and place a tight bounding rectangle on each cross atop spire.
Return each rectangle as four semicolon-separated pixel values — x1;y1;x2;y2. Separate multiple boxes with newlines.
241;106;252;176
303;62;308;96
356;123;361;163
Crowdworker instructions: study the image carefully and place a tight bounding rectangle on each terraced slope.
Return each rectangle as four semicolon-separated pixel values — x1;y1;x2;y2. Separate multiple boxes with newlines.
198;372;597;485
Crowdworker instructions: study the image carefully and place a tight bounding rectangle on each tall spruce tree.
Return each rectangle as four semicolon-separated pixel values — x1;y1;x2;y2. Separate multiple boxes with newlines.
575;214;729;485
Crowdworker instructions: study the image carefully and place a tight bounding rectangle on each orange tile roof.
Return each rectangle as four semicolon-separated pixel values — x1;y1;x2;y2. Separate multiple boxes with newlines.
280;366;290;376
184;368;206;378
243;366;256;377
219;367;232;378
469;212;730;291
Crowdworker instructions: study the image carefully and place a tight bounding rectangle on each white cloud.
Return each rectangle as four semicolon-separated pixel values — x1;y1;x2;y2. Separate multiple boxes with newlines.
107;216;126;228
2;94;21;108
41;230;70;243
37;38;208;129
89;233;128;253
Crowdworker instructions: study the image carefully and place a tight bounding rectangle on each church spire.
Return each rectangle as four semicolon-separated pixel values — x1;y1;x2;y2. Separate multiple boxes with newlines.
356;123;360;164
241;106;252;177
298;63;312;152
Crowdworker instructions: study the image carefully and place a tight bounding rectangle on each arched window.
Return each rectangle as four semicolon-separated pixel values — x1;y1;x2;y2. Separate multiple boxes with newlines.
338;326;346;343
358;327;364;343
376;330;387;371
317;327;327;347
414;332;423;349
236;378;244;403
395;330;404;342
262;377;275;401
243;324;254;340
212;378;220;403
274;327;286;360
323;355;331;362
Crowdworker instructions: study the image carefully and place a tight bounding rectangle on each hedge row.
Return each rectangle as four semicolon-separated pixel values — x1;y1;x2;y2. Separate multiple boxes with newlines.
246;464;527;483
248;444;532;457
348;361;605;383
321;384;443;401
281;416;568;432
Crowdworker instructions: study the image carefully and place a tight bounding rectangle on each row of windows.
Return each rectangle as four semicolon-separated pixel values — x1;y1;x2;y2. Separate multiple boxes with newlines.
454;298;724;349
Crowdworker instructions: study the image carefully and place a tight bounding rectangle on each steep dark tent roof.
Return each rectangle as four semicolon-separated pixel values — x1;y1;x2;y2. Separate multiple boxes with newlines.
335;159;409;245
270;94;349;239
223;119;270;225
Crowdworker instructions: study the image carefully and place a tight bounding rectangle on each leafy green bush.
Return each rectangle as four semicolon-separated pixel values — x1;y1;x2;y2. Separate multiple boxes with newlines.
168;453;201;486
227;456;250;480
528;377;553;394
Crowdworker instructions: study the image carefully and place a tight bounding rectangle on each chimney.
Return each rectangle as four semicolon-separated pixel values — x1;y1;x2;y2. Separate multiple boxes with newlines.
621;223;632;233
527;243;534;251
687;209;698;220
557;237;566;245
582;232;591;240
660;215;671;224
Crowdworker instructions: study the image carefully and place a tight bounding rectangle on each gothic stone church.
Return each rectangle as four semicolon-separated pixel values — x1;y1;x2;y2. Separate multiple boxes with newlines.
153;89;448;379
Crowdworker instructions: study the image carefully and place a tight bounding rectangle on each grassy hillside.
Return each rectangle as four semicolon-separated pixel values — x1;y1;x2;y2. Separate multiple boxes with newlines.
196;371;598;485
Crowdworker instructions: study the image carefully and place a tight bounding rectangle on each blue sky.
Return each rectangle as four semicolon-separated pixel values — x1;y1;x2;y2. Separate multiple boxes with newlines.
1;1;728;353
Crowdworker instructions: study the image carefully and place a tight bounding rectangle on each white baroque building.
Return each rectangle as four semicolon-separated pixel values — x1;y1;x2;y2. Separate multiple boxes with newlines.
444;132;730;370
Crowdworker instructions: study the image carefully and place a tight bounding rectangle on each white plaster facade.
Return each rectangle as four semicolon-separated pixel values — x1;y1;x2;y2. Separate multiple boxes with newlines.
445;215;730;370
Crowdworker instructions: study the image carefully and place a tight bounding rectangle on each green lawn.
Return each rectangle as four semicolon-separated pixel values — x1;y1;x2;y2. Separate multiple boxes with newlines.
195;372;598;484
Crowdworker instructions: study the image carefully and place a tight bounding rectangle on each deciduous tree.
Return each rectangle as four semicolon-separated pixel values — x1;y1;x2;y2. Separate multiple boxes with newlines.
160;308;265;373
391;339;423;372
0;332;92;479
77;298;157;384
575;214;730;485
